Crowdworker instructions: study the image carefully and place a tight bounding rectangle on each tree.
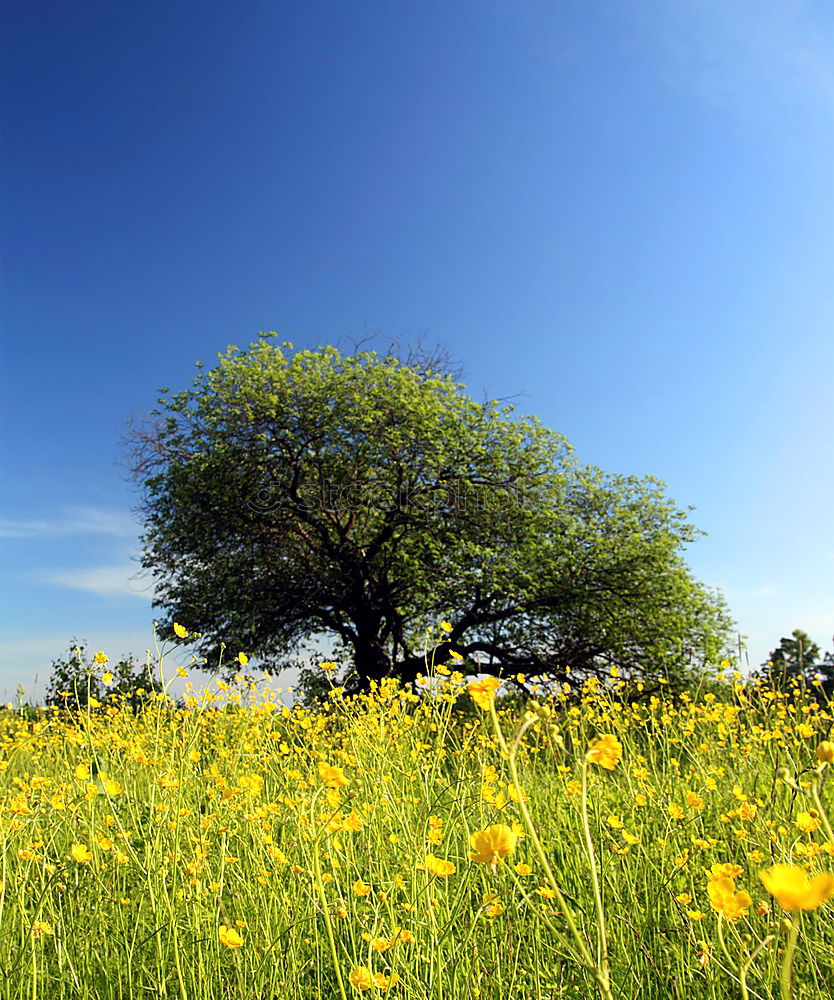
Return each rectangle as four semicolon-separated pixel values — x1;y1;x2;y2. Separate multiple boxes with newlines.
759;629;833;691
44;642;163;710
128;336;733;690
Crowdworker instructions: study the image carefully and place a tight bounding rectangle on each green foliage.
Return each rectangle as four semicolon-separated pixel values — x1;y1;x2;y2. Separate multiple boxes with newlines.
758;628;834;692
44;642;162;710
130;337;733;689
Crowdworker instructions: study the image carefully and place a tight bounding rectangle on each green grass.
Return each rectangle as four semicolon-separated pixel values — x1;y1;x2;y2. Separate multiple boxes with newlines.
0;661;832;999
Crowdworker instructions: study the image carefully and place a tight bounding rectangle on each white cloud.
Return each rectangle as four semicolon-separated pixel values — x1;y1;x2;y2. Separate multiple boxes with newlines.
33;564;157;600
0;506;139;539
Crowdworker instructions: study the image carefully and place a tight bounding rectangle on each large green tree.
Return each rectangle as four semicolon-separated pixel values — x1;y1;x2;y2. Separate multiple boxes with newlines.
129;337;732;689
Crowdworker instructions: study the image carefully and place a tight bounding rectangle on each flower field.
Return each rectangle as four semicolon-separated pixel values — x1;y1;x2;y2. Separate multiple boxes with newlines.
1;649;833;1000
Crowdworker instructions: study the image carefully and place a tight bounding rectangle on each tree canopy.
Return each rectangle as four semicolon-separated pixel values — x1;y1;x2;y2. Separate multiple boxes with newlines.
758;628;834;692
129;336;733;689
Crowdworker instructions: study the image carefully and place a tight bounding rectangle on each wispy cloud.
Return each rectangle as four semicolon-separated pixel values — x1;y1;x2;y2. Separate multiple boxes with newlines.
33;564;157;600
0;506;139;539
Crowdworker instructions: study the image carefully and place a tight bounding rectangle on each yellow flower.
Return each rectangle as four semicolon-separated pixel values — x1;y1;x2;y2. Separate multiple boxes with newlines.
318;762;349;788
440;621;453;632
468;676;500;710
708;863;743;881
70;844;92;864
237;652;248;667
420;853;456;877
686;792;705;810
101;671;113;685
482;891;504;917
349;967;373;992
74;763;91;782
218;924;243;949
795;811;820;833
103;778;121;796
31;921;54;937
353;879;372;897
707;877;752;922
587;734;622;770
817;741;834;764
759;864;834;912
514;863;532;876
372;972;400;990
173;622;188;639
469;824;518;868
93;652;109;665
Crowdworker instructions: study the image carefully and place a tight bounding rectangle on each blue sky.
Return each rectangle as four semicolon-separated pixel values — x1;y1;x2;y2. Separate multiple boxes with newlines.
2;0;833;699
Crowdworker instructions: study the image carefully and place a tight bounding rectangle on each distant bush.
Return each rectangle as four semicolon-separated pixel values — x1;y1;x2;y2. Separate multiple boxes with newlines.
44;642;163;711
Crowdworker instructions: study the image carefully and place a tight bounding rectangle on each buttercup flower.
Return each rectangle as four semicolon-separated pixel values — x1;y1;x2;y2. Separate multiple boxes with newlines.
349;967;373;992
587;734;623;770
469;824;518;870
218;924;243;949
707;877;752;922
708;863;743;881
468;676;501;710
759;865;834;912
173;622;188;639
318;762;349;788
817;741;834;764
420;853;456;877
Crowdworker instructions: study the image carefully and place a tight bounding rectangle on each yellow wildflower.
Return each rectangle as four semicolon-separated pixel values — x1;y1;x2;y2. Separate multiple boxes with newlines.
468;676;500;710
318;762;349;788
796;811;820;833
349;967;373;991
759;864;834;912
218;925;243;949
420;854;456;877
587;734;622;770
707;877;752;922
469;824;517;869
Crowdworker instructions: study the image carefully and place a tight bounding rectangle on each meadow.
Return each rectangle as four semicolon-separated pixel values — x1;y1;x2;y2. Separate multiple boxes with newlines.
1;637;832;1000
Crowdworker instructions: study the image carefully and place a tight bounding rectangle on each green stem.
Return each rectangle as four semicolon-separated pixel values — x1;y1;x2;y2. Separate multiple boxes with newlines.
312;834;347;1000
580;756;609;978
780;918;800;1000
810;774;834;844
488;702;614;1000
